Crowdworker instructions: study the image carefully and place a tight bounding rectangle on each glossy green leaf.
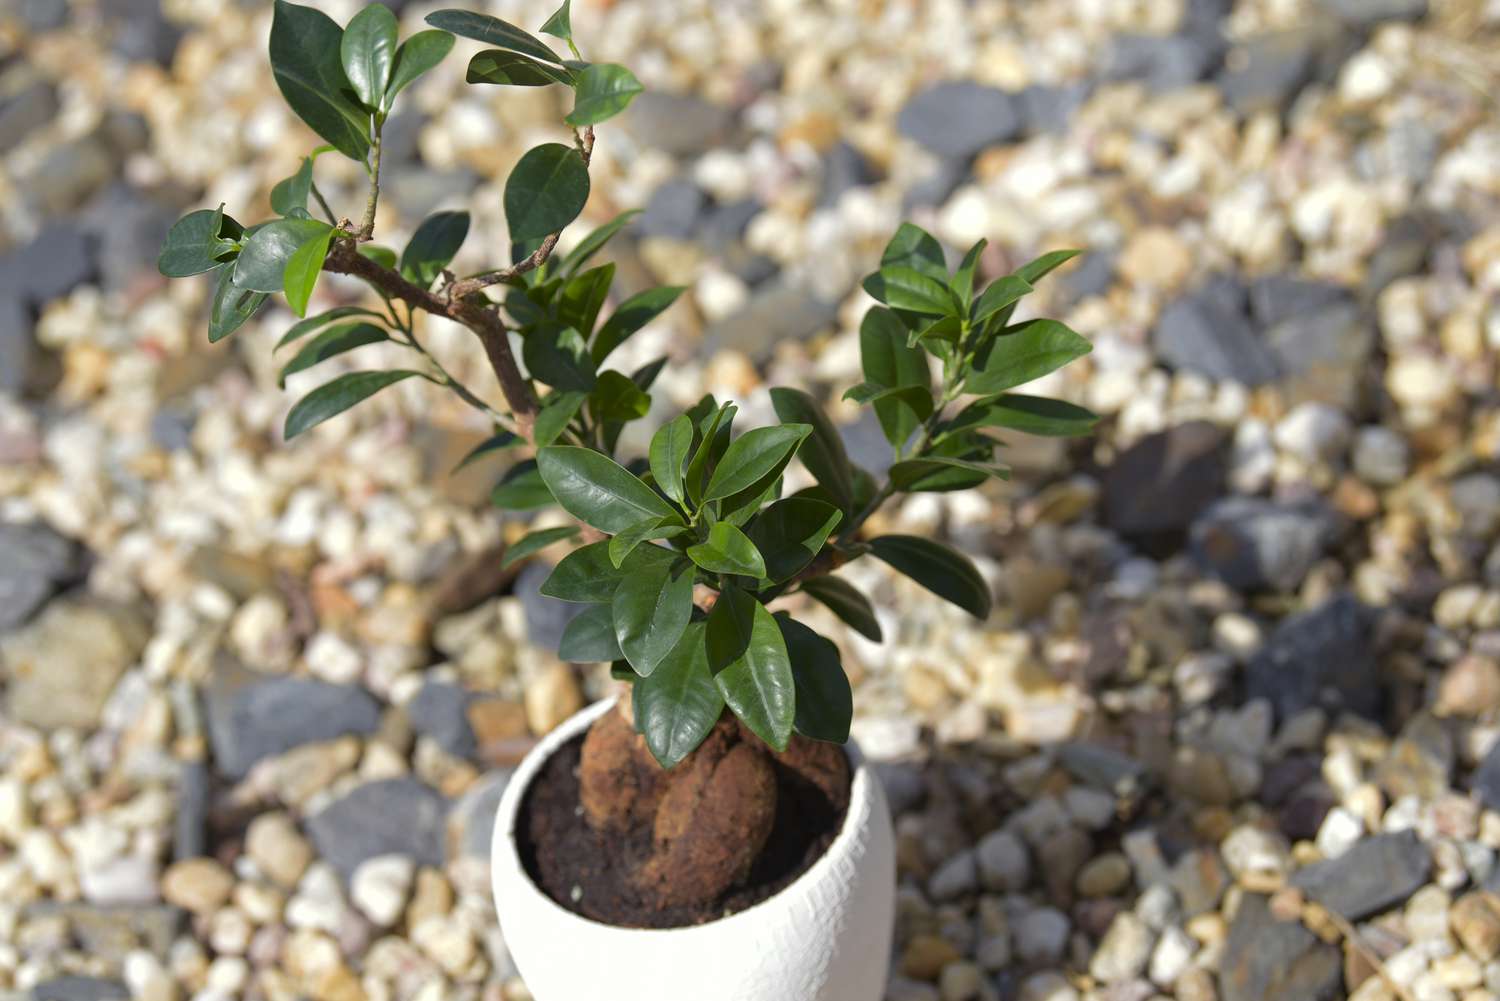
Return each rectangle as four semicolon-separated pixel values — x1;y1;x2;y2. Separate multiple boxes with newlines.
281;225;335;317
341;3;397;109
1015;248;1082;285
687;522;766;578
278;322;387;386
713;594;794;751
270;0;370;162
385;30;455;108
159;208;237;278
504;143;590;242
970;275;1034;327
747;497;841;583
234;218;332;293
561;209;639;277
536;445;674;533
842;382;934;420
779;615;852;743
859;306;930;449
769;387;854;514
270;157;316;217
500;524;578;569
965;318;1092;396
631;357;667;393
952;239;987;306
557;263;614;336
608;515;680;569
889;455;1009;490
801;575;882;642
613;560;694;676
950;394;1099;438
532;390;588;447
861;265;958;317
589;369;651;423
558;603;621;662
649;416;693;506
540;540;675;602
283;369;422;439
466;49;572;87
400;211;469;288
881;222;948;284
358;244;397;269
490;460;553;511
869;535;991;620
424;9;561;64
539;0;571;40
703;425;811;503
523;323;595;391
566;63;643;126
685;403;735;505
592;285;684;364
276;306;386;350
634;621;723;768
705;584;755;673
207;265;268;343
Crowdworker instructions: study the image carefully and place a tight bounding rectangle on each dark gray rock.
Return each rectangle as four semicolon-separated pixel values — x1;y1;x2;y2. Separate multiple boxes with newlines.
636;179;710;240
1356;118;1440;187
1249;275;1351;328
174;761;209;861
20;0;70;31
205;665;382;779
1058;742;1148;799
819;140;881;207
1363;211;1441;297
446;768;513;861
703;280;839;360
0;294;34;398
700;198;762;251
1474;740;1500;812
903;156;973;211
99;0;181;64
32;976;130;1001
1217;31;1324;116
1320;0;1427;26
1155;277;1280;385
22;135;117;217
721;245;779;287
1190;497;1336;592
81;185;182;294
1183;0;1235;34
515;559;586;654
1171;849;1230;916
1018;82;1092;135
1246;593;1380;722
3;223;97;306
408;681;477;759
0;82;60;150
1291;830;1431;920
1108;32;1226;91
149;406;196;452
1103;421;1228;552
897;82;1024;158
306;777;448;880
1264;301;1372;408
1219;893;1341;1001
622;92;734;158
0;521;85;632
384;166;479;222
1060;250;1116;301
871;761;926;816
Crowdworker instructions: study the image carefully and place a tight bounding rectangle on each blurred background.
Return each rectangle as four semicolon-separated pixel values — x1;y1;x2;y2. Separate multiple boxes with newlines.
3;0;1500;999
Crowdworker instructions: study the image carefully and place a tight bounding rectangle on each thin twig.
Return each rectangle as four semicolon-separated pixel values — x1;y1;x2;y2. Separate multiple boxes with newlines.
358;129;382;241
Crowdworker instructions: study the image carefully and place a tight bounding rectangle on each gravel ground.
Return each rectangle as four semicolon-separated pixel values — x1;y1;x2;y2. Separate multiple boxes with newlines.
3;0;1500;999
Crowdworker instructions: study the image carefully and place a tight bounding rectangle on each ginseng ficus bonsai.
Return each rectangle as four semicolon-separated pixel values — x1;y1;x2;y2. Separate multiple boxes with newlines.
157;0;1097;916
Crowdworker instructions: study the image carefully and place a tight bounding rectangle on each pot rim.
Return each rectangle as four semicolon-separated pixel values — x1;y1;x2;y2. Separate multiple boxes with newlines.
492;697;881;937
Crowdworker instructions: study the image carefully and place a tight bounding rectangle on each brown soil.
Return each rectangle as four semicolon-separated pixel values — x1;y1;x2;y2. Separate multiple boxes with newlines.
517;716;852;929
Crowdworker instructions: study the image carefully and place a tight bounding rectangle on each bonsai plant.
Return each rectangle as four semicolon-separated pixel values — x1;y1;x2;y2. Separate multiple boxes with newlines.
155;2;1097;997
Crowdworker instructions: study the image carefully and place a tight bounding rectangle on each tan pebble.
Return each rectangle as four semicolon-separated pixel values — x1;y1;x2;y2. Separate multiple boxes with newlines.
160;858;234;915
406;867;453;929
1436;656;1500;718
245;813;314;889
1451;891;1500;961
902;934;962;981
1119;227;1192;289
524;664;582;735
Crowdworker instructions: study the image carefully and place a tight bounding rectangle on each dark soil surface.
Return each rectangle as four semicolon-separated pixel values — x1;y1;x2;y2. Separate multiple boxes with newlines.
517;733;850;928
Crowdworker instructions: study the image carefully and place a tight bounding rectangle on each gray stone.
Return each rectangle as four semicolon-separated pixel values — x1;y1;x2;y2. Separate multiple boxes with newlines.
721;245;779;287
306;777;448;881
1219;893;1341;1001
0;521;85;632
22;135;117;218
897;82;1024;158
1472;740;1500;812
871;761;926;816
32;977;130;1001
1320;0;1427;26
1377;713;1453;801
515;559;586;654
1018;82;1092;134
636;179;710;240
1363;211;1442;296
1290;830;1431;920
446;769;513;862
1246;593;1380;722
1171;849;1229;916
1154;277;1280;386
149;406;196;452
903;156;972;211
1103;421;1228;552
2;223;97;306
1264;303;1372;408
1108;32;1226;91
1060;251;1116;301
408;681;477;760
704;280;838;359
384;166;479;222
99;0;181;64
174;761;209;861
1249;276;1351;328
205;662;382;779
1190;497;1336;592
0;599;148;730
819;141;881;207
20;0;70;31
700;198;761;251
622;92;734;157
0;82;60;150
1217;31;1323;116
1058;742;1147;799
81;185;183;294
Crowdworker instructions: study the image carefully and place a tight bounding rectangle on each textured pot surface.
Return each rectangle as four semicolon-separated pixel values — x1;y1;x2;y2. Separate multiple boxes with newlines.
491;699;896;1001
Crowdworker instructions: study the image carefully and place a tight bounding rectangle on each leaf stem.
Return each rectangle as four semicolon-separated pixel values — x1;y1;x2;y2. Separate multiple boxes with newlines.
359;125;382;241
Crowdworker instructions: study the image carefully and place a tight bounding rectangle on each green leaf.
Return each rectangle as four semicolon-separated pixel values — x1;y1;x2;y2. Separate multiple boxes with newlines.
557;603;621;662
504;143;591;242
466;49;573;87
557;263;614;336
540;540;675;602
713;595;794;751
341;3;398;110
779;615;852;743
536;445;674;533
424;9;561;64
631;357;667;392
592;286;684;364
970;275;1034;327
747;497;841;582
454;430;520;472
889;455;1009;490
801;575;882;642
400;211;470;288
532;390;588;447
634;621;722;768
869;535;991;620
278;322;387;387
234;218;332;293
540;0;571;40
358;244;397;269
705;584;755;672
270;0;371;162
862;265;959;317
881;222;948;284
703;425;811;503
613;560;694;676
952;239;987;306
207;265;268;343
282;225;335;317
283;369;422;439
566;63;643;126
859;306;930;449
561;209;639;277
1015;248;1082;285
687;522;766;578
270;157;315;217
965;318;1092;396
907;314;963;348
276;306;386;350
769;387;854;515
385;30;455;108
159;208;238;278
648;415;694;506
842;382;934;420
608;515;681;569
490;460;553;511
500;525;578;569
685;403;735;506
523;323;595;391
589;370;651;423
950;394;1099;438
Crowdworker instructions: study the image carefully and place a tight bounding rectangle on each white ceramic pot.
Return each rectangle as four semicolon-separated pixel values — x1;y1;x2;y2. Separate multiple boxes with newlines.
491;699;896;1001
